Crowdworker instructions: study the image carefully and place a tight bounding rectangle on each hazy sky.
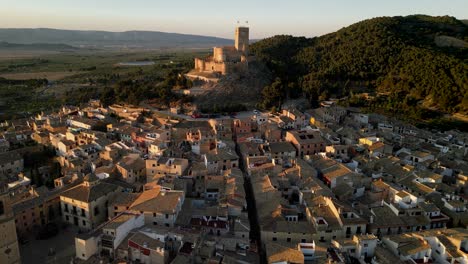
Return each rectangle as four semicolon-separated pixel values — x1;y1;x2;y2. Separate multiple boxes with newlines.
1;0;467;39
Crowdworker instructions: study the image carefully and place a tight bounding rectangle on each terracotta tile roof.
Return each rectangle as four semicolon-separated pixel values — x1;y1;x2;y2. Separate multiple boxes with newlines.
266;242;304;264
60;181;119;203
130;189;183;214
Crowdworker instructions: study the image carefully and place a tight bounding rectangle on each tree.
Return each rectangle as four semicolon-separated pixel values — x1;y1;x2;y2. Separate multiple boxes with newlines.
261;78;283;109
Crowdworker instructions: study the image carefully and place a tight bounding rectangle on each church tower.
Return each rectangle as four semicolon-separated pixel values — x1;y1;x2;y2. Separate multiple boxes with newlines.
235;26;249;55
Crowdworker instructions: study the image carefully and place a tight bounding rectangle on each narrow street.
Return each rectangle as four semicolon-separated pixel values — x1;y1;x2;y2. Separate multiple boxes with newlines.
235;144;266;264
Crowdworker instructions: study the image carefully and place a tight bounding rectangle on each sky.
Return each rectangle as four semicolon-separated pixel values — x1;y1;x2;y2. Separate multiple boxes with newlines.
0;0;467;39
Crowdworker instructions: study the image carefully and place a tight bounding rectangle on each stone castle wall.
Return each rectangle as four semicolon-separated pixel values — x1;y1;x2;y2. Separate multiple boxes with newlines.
191;26;249;77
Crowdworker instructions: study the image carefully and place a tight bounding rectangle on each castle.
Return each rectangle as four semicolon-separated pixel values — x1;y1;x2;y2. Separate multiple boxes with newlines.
188;26;250;80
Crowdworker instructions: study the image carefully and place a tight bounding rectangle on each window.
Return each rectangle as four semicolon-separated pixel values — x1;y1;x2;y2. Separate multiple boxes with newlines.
287;238;291;242
94;207;99;216
0;201;6;216
356;226;362;234
364;243;368;247
153;222;158;225
165;214;169;219
301;239;306;243
82;220;86;226
272;237;277;241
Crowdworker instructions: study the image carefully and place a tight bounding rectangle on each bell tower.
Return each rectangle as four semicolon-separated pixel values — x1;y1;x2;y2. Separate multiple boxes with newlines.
235;26;249;55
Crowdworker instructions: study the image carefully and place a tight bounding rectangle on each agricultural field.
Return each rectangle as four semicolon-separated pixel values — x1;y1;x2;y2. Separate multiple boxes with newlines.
0;49;208;120
0;71;82;81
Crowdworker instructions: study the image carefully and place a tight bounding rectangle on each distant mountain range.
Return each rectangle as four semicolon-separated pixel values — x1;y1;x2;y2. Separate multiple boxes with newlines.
0;41;78;51
0;28;233;49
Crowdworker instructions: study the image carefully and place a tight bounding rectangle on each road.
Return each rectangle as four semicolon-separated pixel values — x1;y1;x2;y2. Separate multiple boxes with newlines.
20;224;79;264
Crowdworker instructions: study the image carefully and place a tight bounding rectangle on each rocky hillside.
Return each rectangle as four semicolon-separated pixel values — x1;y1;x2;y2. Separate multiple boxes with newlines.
194;60;272;111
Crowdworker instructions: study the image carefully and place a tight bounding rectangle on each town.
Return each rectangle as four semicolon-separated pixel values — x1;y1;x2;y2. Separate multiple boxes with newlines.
1;3;468;263
0;95;466;263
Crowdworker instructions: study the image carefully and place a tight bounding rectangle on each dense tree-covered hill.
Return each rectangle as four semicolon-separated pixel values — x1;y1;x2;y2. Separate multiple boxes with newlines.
251;15;468;117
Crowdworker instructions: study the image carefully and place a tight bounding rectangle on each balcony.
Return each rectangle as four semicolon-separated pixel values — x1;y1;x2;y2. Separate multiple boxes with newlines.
101;234;114;249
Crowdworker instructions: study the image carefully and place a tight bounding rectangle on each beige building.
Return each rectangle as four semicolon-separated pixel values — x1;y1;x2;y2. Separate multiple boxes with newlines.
0;183;21;264
145;157;189;182
0;151;24;177
186;128;217;155
12;186;62;237
110;186;184;227
116;153;146;184
60;174;121;231
203;149;239;174
285;130;326;157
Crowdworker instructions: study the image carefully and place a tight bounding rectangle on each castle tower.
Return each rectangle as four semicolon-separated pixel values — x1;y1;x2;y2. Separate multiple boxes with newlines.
235;26;249;54
0;183;21;264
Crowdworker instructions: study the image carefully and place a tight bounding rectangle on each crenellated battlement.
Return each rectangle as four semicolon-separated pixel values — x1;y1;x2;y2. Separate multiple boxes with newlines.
191;26;249;76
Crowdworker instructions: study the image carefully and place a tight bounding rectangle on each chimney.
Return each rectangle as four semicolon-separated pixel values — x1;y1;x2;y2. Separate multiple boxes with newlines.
369;215;374;224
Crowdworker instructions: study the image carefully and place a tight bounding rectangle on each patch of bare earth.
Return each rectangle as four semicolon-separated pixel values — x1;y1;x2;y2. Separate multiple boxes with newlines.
434;35;468;48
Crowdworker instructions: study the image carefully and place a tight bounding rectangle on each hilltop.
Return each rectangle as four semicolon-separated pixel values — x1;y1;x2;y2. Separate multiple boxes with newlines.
0;28;232;49
251;15;468;119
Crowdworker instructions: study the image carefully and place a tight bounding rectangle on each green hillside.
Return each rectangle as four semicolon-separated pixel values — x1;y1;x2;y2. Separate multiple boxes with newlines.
0;41;78;51
251;15;468;118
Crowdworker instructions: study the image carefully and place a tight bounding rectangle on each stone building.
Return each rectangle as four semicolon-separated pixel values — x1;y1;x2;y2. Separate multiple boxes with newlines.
0;183;21;264
188;26;249;79
60;174;121;231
